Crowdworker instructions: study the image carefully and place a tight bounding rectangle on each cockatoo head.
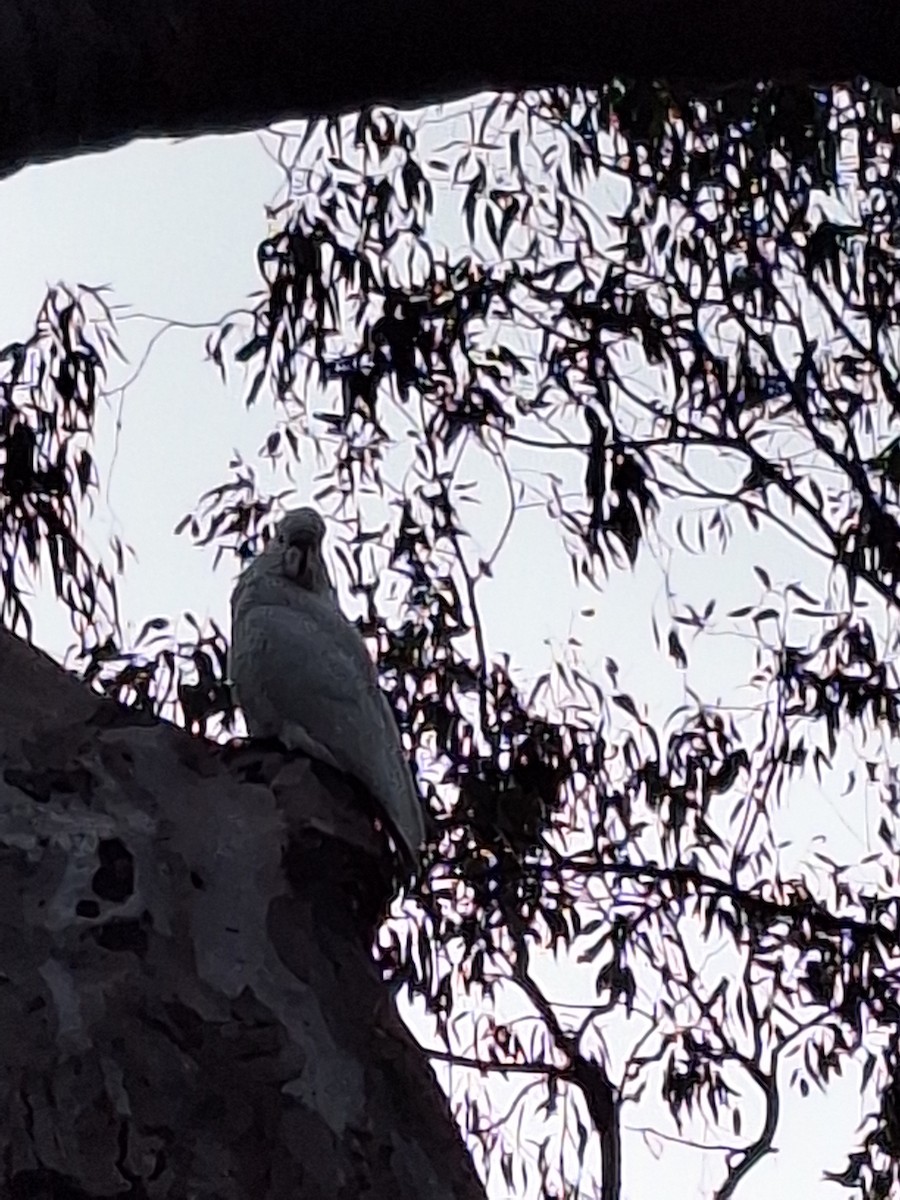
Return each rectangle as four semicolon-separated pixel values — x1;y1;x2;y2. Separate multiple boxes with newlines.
264;507;331;592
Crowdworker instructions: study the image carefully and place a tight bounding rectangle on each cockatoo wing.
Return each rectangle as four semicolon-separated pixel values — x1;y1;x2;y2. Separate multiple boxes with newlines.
230;598;424;866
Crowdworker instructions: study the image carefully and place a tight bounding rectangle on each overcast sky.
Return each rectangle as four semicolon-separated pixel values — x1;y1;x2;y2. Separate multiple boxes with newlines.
0;99;884;1199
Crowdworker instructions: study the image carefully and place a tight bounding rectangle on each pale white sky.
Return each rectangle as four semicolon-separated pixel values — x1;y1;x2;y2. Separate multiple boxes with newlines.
0;96;888;1198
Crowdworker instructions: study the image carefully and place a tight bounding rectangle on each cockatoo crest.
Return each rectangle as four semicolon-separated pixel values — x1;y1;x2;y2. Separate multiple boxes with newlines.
229;508;425;871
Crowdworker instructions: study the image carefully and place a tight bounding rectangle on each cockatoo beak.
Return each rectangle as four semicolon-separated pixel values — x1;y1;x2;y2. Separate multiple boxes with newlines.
283;544;308;581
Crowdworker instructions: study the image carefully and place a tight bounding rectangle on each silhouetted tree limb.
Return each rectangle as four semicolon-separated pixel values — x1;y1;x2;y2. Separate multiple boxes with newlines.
0;626;485;1200
1;0;899;181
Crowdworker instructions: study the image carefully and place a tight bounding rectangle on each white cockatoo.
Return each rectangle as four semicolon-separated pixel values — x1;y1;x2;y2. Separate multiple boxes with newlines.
229;507;425;870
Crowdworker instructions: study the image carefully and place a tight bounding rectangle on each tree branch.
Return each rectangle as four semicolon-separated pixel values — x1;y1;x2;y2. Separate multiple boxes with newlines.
2;0;900;181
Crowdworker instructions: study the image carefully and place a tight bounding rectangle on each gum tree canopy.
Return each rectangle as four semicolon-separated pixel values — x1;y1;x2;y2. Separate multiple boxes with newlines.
3;11;900;1200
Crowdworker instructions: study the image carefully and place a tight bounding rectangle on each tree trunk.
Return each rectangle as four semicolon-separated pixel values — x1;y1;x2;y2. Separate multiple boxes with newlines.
0;0;897;182
0;627;484;1200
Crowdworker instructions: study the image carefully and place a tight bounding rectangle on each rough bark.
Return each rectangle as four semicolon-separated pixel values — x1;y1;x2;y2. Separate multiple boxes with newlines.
0;626;485;1200
0;0;897;183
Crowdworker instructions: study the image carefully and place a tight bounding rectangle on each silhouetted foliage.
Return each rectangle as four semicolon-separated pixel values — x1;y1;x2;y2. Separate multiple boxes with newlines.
8;77;900;1199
